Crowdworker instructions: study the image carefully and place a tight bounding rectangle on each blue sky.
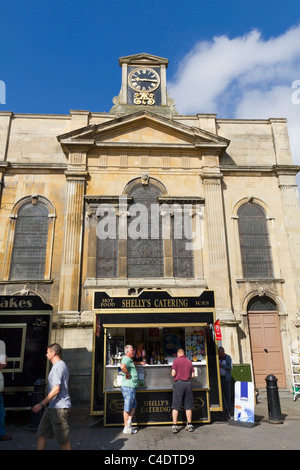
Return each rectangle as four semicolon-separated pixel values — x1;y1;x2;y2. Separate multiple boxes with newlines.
1;0;300;189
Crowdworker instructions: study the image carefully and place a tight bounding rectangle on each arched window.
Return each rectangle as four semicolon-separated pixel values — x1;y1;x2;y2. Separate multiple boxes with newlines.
94;178;196;280
5;196;55;281
10;200;49;280
248;296;277;312
127;183;164;278
238;202;274;279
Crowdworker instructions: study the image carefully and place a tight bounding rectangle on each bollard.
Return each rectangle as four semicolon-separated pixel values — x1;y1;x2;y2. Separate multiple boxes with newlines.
29;378;46;430
265;374;283;424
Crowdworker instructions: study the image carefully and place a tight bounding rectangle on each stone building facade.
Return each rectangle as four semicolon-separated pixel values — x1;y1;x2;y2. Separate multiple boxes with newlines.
1;53;300;404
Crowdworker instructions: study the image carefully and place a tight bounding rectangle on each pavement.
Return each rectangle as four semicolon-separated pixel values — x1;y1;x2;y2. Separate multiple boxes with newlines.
1;391;300;455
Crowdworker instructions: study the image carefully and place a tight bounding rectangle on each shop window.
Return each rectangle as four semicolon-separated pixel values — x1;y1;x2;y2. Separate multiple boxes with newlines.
0;324;26;372
238;202;274;279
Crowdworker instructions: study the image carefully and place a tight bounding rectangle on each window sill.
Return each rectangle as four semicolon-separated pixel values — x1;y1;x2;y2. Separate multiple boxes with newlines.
235;278;285;284
0;279;54;284
83;277;207;289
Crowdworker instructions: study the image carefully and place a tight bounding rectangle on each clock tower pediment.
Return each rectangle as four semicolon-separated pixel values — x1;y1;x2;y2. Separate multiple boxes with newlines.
118;53;169;67
57;111;230;154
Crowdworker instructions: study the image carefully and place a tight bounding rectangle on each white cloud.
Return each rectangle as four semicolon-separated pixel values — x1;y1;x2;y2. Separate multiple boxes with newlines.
169;26;300;192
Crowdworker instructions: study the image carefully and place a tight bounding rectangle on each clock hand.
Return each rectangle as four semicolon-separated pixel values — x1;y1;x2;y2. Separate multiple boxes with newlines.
134;78;158;83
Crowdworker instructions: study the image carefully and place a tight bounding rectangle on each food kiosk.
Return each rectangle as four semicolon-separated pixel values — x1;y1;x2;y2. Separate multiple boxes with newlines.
91;290;223;426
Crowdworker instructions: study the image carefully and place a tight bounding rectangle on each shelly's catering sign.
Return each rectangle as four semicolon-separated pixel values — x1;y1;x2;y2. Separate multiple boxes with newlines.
94;290;215;310
105;390;209;425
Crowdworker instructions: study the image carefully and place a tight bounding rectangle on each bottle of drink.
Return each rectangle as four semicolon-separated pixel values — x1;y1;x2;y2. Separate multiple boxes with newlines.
160;349;164;364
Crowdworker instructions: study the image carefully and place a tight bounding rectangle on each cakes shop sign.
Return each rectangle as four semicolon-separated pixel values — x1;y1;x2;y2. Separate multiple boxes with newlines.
0;296;52;311
94;290;215;310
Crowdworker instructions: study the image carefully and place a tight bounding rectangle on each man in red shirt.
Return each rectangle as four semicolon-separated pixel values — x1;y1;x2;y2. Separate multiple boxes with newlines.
171;349;195;433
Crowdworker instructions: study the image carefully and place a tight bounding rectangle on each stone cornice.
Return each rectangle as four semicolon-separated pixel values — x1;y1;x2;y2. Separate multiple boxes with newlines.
118;53;169;67
236;278;285;284
64;169;89;181
158;196;205;205
221;164;300;175
0;162;67;173
84;195;132;205
0;161;10;170
273;164;300;175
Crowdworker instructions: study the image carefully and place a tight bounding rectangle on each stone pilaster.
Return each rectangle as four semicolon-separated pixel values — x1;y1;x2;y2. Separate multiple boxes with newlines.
277;171;300;324
58;169;88;315
0;112;13;208
279;183;300;270
201;169;234;320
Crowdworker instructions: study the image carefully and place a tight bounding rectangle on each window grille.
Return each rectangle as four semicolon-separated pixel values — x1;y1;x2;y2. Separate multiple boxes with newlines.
96;210;119;278
238;202;274;278
248;296;277;311
127;184;164;278
9;201;49;280
172;211;194;278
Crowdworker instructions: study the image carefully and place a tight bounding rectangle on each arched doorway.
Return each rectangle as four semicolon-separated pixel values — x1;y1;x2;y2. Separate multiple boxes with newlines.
248;296;286;388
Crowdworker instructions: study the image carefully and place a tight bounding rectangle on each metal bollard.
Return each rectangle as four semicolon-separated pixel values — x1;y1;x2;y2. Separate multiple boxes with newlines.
265;374;283;424
29;378;46;430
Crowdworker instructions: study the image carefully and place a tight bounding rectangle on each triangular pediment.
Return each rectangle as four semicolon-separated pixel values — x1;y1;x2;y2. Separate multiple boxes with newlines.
119;52;169;67
57;111;229;152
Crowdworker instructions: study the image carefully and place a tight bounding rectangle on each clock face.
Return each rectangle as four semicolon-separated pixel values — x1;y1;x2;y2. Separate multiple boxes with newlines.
128;67;160;92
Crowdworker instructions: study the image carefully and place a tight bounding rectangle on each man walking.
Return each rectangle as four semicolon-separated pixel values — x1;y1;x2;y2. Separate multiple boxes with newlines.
32;343;71;450
120;345;139;434
171;348;195;433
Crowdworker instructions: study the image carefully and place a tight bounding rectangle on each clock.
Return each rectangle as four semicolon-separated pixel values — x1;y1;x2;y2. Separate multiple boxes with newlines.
128;67;160;93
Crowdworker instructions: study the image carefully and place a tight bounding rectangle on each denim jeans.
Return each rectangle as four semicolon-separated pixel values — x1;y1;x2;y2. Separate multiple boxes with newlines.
121;386;137;413
0;394;6;437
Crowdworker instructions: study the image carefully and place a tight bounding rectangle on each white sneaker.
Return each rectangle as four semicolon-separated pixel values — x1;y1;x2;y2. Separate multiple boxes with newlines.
123;426;137;434
185;424;194;432
172;424;178;434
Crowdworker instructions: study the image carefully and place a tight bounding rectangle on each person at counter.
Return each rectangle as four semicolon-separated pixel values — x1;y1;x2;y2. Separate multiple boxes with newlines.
133;342;146;365
171;349;195;433
120;345;139;435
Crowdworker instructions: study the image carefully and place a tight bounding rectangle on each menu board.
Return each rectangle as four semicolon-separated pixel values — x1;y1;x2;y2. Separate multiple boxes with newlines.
186;331;205;362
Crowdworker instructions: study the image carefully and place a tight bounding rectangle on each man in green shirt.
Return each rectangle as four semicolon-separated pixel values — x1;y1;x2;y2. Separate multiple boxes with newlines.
120;345;139;434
